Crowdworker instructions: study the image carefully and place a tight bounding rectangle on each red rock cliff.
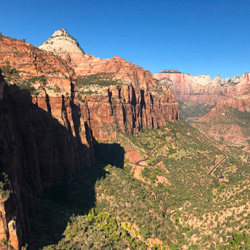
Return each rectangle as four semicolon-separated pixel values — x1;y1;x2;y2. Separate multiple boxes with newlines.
83;84;179;141
38;29;180;141
0;73;94;249
0;36;76;94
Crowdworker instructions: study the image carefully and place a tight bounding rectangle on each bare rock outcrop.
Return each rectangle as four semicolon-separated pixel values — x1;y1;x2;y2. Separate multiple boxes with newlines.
0;35;76;95
83;85;179;141
39;28;85;67
154;70;250;146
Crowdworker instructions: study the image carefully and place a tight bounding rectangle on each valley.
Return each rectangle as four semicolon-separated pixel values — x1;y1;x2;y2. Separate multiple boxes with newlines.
29;122;250;249
0;29;250;250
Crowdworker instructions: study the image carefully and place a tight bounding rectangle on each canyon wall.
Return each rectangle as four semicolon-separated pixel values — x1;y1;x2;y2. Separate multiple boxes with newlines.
0;73;94;249
0;35;76;95
84;84;179;140
1;31;179;142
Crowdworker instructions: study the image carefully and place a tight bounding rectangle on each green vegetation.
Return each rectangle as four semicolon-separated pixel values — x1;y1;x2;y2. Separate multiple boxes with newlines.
0;173;10;199
28;120;250;249
44;210;148;250
77;73;121;87
0;61;19;83
177;100;214;121
0;61;49;94
15;75;47;95
195;106;250;147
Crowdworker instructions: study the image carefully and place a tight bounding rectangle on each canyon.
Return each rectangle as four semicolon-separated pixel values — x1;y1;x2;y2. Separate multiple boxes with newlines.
0;30;179;249
0;29;250;249
0;73;94;249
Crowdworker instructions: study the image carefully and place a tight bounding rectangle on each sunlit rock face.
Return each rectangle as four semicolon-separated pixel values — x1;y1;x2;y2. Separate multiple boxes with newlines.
154;70;250;106
0;35;76;95
154;70;250;147
39;28;85;67
39;29;180;141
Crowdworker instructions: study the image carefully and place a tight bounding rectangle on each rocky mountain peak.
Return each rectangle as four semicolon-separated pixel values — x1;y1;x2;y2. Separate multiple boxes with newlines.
52;28;69;37
39;28;85;66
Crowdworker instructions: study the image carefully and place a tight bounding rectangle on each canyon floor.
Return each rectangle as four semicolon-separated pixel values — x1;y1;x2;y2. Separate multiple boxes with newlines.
27;121;250;250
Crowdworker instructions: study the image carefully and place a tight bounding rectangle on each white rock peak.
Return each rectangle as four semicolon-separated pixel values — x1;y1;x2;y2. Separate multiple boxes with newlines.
52;28;69;37
39;28;85;66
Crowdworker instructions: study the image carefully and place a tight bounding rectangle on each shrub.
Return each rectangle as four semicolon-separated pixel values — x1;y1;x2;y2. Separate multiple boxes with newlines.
77;73;121;87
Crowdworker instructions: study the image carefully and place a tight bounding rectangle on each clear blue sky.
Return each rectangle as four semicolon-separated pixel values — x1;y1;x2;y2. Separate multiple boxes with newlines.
1;0;250;78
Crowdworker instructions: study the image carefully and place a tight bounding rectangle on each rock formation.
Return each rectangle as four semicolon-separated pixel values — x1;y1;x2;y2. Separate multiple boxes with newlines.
38;29;180;141
84;85;179;140
0;35;76;95
39;28;85;67
0;32;180;248
0;33;179;143
0;72;94;249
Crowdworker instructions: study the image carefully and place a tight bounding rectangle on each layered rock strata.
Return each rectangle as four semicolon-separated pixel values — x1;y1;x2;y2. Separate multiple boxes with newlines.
84;85;179;140
154;70;250;146
0;32;180;248
0;35;76;95
38;29;180;140
39;28;85;67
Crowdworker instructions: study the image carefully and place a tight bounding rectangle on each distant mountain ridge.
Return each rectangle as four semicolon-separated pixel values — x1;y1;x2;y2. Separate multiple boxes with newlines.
154;70;250;105
154;70;250;147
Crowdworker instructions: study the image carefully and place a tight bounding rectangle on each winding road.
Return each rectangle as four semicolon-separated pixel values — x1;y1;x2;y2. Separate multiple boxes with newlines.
218;161;243;179
134;144;163;167
208;153;227;176
208;153;249;179
134;142;250;180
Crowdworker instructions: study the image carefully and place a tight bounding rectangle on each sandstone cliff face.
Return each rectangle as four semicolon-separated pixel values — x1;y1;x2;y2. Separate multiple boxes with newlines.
154;70;250;147
194;91;250;147
0;36;76;95
38;30;180;141
0;33;180;248
39;29;85;68
0;73;94;249
83;85;179;141
39;29;156;92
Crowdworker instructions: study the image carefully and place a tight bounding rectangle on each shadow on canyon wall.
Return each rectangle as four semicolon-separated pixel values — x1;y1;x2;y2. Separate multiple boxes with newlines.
28;135;125;249
0;79;125;249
